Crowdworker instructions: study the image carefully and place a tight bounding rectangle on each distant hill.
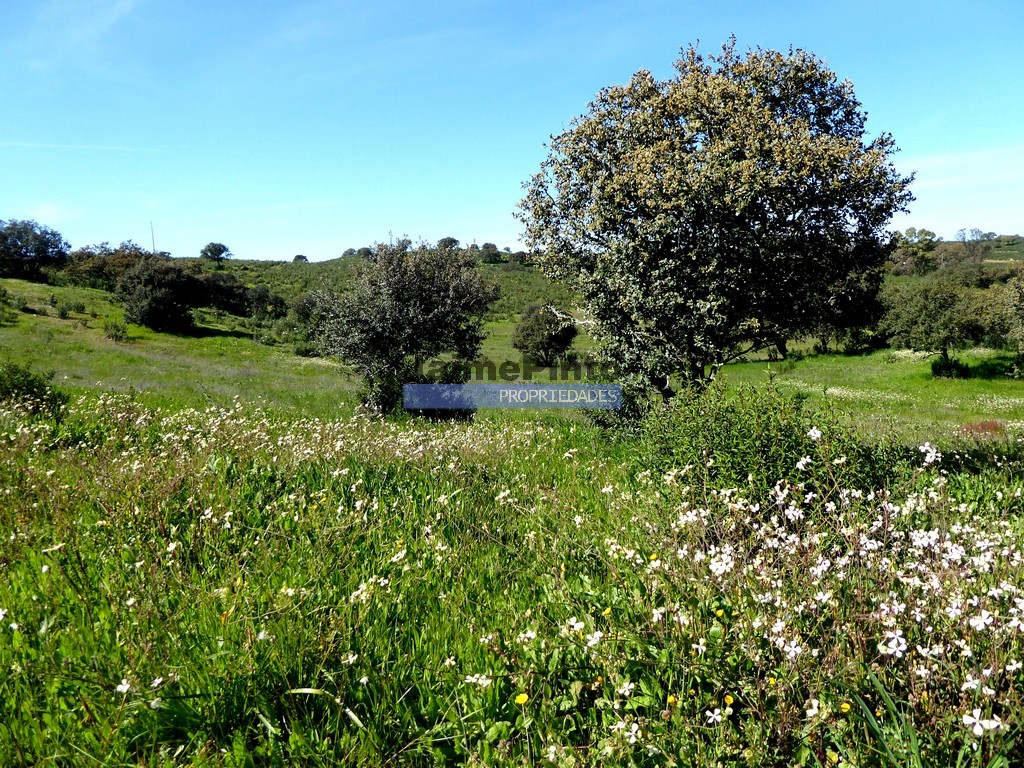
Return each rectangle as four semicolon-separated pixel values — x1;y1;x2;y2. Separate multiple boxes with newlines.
220;254;580;320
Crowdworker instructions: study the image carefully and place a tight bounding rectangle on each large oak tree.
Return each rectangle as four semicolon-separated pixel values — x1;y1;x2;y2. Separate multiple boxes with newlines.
518;40;914;402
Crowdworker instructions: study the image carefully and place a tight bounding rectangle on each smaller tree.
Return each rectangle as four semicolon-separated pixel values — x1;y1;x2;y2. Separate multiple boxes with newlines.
512;303;578;367
890;227;940;276
880;277;982;368
200;242;232;264
957;228;997;263
117;258;200;333
314;240;498;414
293;254;308;263
0;219;70;280
64;241;153;291
245;285;287;320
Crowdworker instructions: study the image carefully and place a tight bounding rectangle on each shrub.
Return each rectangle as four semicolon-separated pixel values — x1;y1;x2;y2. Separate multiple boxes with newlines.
116;258;200;333
635;382;912;498
512;302;578;366
0;360;69;416
103;320;129;343
931;356;970;379
0;287;12;323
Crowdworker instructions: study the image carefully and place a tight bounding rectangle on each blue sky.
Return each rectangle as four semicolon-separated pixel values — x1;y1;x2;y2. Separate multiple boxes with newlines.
1;0;1021;261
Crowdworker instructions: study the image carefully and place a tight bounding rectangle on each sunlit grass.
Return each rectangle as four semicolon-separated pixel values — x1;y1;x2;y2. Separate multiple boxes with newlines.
1;389;1023;765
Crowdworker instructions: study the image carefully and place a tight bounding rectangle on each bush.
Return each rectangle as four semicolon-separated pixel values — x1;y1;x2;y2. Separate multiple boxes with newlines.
103;320;129;343
635;382;913;498
63;241;153;290
0;287;12;323
931;356;970;379
512;302;578;366
116;258;200;333
0;360;69;416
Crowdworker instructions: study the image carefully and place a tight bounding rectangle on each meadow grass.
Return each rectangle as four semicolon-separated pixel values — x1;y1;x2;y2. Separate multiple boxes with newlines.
722;348;1024;445
1;385;1023;766
8;274;1023;442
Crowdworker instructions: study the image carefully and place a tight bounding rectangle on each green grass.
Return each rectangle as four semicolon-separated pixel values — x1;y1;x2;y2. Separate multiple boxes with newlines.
4;269;1024;764
987;235;1024;263
721;347;1024;444
1;387;1022;766
5;274;1024;441
0;278;358;417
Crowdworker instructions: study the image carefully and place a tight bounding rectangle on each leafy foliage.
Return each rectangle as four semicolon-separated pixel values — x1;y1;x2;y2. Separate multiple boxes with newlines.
519;39;913;401
62;241;155;291
116;258;201;333
880;277;982;363
890;228;941;276
0;219;70;281
314;240;498;413
200;242;232;264
512;302;578;366
0;359;68;416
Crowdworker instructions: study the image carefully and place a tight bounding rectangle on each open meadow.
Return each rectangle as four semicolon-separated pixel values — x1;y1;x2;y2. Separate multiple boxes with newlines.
3;274;1024;765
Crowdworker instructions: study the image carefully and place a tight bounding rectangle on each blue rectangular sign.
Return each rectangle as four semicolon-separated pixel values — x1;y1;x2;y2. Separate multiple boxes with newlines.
403;384;621;410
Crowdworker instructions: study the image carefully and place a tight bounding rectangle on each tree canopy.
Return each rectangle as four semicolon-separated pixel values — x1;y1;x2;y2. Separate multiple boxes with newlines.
0;219;70;280
313;240;498;413
200;242;232;263
880;276;982;364
117;258;200;333
518;39;914;401
512;302;578;367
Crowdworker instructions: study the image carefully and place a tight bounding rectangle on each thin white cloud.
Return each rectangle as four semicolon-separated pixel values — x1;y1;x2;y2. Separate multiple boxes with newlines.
897;144;1024;191
0;140;157;153
20;0;142;72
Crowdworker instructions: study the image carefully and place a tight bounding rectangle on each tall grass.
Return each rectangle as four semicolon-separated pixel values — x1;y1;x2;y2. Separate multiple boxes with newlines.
1;390;1022;765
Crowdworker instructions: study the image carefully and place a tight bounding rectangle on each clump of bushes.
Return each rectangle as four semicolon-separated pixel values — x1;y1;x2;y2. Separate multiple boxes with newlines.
0;360;69;417
635;383;913;497
103;319;129;343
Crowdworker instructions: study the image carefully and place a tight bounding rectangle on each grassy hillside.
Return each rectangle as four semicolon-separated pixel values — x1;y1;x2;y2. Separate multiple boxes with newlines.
4;254;1024;765
0;278;358;416
4;263;1024;442
987;235;1024;262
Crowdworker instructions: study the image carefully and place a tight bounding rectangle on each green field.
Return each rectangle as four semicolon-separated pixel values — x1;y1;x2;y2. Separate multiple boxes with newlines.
3;267;1024;765
4;272;1023;440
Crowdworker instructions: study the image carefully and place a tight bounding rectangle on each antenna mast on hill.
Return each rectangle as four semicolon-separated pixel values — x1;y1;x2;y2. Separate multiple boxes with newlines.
150;222;156;254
